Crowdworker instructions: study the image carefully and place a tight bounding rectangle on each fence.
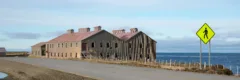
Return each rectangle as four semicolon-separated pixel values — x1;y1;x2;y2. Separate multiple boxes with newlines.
83;57;239;76
157;59;239;76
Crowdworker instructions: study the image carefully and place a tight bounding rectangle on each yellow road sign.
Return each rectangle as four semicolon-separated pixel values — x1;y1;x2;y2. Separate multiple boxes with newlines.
196;23;215;44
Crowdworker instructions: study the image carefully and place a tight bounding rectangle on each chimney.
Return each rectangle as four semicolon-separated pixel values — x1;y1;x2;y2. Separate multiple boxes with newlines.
130;28;138;33
94;26;101;31
112;29;125;34
78;27;90;33
67;29;74;34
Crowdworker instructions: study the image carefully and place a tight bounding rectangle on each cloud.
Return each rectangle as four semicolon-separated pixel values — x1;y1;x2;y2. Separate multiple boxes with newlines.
43;31;65;38
1;0;237;10
156;32;240;53
2;32;41;39
1;0;240;52
0;38;7;41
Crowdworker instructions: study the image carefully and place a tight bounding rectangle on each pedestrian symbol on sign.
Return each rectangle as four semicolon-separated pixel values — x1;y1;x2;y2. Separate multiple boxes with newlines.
203;28;208;39
196;23;215;44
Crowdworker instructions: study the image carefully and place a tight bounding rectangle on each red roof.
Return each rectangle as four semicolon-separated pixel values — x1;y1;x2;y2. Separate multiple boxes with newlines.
47;30;102;43
32;42;46;47
113;32;157;42
113;32;139;41
0;47;6;52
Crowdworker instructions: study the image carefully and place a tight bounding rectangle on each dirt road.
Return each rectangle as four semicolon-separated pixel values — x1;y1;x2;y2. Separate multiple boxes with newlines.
0;59;96;80
1;57;240;80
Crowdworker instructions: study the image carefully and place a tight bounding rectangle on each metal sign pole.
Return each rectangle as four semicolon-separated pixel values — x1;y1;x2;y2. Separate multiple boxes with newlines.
200;39;202;69
208;40;211;66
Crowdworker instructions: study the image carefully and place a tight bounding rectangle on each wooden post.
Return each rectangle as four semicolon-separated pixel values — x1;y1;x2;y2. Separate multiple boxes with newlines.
174;60;176;66
230;65;232;70
204;62;206;69
165;60;167;66
162;60;164;65
179;62;181;67
189;62;191;69
184;62;187;67
170;59;172;67
237;66;239;76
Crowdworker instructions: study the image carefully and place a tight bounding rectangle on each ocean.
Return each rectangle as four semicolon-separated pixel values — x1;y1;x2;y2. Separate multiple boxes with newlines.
156;53;240;74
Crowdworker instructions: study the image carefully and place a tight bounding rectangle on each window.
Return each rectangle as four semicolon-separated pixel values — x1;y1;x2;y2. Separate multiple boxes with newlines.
115;43;118;48
129;56;132;60
76;43;78;47
128;43;132;48
100;42;103;47
107;54;109;58
106;43;110;48
100;53;103;57
58;53;59;57
65;43;67;48
140;43;142;48
70;43;72;47
147;54;150;59
62;43;63;47
58;44;60;47
70;53;72;57
62;53;63;57
76;53;77;58
52;44;54;48
140;54;142;58
65;53;67;57
91;42;95;48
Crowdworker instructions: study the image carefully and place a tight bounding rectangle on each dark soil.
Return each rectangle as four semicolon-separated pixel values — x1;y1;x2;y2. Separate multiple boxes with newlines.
0;59;97;80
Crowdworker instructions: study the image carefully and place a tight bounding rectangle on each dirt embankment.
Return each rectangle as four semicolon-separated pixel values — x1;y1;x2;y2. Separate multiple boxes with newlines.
0;59;97;80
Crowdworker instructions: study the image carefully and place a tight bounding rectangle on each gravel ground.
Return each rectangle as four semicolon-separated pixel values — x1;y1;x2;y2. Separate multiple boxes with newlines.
1;57;240;80
0;59;96;80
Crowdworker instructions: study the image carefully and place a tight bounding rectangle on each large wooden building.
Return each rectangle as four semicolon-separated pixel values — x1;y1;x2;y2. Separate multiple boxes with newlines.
31;26;156;61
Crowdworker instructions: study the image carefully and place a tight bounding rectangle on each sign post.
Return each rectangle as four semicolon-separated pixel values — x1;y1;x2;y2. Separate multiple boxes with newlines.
196;23;215;69
209;40;211;66
200;39;202;69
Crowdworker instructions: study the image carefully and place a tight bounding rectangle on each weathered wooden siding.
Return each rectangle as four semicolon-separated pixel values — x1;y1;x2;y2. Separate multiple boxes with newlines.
82;31;123;59
125;32;156;61
82;31;156;61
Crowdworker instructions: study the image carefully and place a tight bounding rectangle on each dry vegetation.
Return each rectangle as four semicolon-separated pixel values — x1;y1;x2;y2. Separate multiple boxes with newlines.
28;55;236;77
69;58;235;76
0;59;97;80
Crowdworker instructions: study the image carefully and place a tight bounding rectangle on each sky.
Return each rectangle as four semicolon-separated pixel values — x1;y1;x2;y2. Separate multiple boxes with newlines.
0;0;240;53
